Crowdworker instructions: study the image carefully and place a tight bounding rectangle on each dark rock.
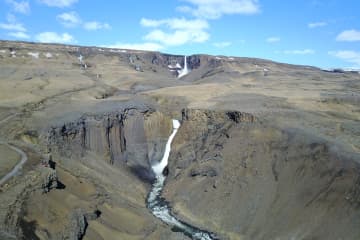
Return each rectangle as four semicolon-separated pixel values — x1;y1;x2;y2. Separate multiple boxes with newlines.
24;76;32;81
66;209;87;240
190;166;217;177
41;168;58;193
84;210;101;221
163;166;169;176
46;108;171;179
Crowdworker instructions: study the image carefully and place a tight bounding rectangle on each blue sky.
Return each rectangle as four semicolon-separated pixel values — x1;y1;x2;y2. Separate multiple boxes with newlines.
0;0;360;69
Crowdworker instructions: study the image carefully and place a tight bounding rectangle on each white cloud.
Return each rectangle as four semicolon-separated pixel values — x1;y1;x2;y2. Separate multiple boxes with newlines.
283;49;315;55
213;41;232;48
336;30;360;42
140;18;209;30
57;11;81;27
308;21;327;28
6;13;17;23
329;50;360;67
145;29;209;46
5;0;30;14
105;42;164;51
0;22;26;32
39;0;78;7
140;17;209;46
0;14;27;35
177;0;260;19
83;21;111;31
8;31;30;39
266;37;280;43
56;12;110;31
35;32;75;43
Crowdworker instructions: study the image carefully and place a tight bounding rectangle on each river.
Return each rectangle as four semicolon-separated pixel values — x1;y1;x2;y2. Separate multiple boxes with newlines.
147;119;217;240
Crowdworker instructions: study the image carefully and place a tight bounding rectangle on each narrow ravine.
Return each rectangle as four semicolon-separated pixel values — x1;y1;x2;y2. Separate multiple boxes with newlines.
147;120;218;240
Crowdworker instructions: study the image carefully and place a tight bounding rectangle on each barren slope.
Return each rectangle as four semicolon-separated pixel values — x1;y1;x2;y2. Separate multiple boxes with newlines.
0;40;359;240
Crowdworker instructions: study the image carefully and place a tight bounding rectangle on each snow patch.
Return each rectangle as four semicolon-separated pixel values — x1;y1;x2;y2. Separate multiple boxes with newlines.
44;52;53;58
28;52;39;59
0;50;6;54
109;49;127;53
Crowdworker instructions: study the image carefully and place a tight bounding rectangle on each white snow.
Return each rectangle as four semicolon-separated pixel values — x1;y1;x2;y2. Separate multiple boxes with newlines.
109;49;127;53
228;57;234;60
44;52;53;58
78;54;83;63
0;50;6;54
28;52;39;59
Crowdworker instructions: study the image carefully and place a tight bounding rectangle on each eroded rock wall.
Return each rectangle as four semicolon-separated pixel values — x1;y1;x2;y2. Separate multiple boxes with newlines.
165;110;360;240
46;108;172;179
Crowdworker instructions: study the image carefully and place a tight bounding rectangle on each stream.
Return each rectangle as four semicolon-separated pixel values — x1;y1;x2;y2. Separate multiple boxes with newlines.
147;120;217;240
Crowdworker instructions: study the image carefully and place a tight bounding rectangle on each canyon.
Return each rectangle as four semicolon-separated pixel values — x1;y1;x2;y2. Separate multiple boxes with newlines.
0;40;359;240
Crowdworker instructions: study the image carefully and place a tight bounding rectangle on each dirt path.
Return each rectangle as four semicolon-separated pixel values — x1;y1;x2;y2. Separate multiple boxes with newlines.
0;113;18;126
0;142;28;186
0;113;28;186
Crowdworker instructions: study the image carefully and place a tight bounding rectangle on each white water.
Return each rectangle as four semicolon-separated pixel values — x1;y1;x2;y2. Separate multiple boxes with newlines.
148;120;215;240
178;56;190;78
152;119;180;175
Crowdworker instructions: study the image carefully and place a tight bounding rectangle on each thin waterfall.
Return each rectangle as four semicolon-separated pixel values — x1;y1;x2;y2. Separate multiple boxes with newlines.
178;56;190;78
147;120;217;240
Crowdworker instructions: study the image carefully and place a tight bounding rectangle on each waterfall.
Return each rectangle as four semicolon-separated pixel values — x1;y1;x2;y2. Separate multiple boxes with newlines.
147;119;217;240
178;56;190;78
152;119;180;175
183;55;188;73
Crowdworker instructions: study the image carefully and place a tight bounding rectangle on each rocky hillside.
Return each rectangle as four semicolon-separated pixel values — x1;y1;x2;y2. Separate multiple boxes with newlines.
0;40;359;240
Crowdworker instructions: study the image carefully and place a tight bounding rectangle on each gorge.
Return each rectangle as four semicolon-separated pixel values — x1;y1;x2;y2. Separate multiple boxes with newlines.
148;119;217;240
0;40;359;240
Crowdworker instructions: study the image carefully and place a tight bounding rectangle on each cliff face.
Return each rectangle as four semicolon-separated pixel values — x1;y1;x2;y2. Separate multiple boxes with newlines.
46;108;172;180
164;110;360;240
167;109;256;180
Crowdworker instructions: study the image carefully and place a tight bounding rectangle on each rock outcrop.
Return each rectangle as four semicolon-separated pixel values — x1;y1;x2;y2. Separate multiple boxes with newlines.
164;111;360;240
63;208;87;240
40;168;58;193
46;108;172;181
